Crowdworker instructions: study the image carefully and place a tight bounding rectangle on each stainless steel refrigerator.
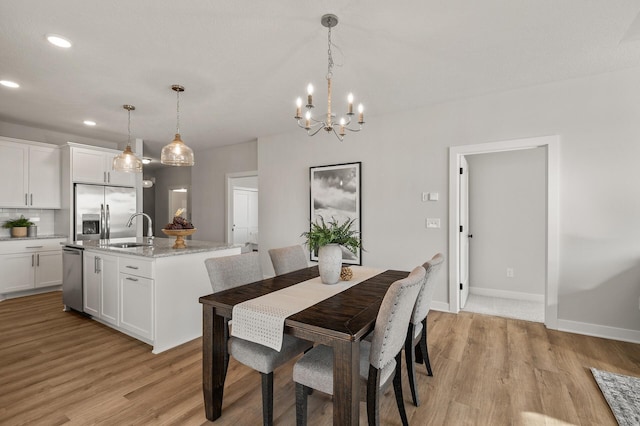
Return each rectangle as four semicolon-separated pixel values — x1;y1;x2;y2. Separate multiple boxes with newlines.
74;184;136;240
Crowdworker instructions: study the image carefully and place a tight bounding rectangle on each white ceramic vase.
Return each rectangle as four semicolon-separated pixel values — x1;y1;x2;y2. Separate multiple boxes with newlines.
318;244;342;284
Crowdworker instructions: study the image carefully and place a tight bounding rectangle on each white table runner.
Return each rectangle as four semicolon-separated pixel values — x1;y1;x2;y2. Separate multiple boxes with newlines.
231;266;384;351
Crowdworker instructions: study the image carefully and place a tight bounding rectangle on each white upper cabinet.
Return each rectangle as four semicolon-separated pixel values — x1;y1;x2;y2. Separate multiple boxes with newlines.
72;146;135;187
0;138;60;208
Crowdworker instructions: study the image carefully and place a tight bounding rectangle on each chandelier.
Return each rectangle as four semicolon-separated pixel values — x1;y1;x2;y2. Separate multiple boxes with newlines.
112;104;143;173
161;84;195;166
294;14;364;141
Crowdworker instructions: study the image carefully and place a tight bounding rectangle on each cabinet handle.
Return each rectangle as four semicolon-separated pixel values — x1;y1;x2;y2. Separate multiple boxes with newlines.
25;193;28;206
125;265;139;270
107;171;111;183
36;253;40;266
26;246;43;249
95;257;101;273
126;277;139;282
30;193;33;206
31;254;34;267
103;171;107;183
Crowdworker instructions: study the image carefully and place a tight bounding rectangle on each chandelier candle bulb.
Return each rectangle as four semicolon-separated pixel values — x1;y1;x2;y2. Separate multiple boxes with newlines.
347;93;354;114
358;104;364;124
339;118;346;137
307;84;314;107
295;97;302;119
305;111;311;129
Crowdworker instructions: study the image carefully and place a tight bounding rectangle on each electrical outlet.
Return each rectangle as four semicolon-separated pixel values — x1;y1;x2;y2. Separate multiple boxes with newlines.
426;218;440;228
506;268;514;278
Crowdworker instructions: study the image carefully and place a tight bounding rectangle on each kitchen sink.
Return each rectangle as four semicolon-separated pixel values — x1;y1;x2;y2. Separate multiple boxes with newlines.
108;242;152;248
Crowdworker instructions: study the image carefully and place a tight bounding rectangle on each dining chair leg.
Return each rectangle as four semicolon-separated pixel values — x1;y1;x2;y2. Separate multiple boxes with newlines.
223;318;230;375
421;317;433;376
295;383;308;426
367;366;381;426
405;326;420;406
392;352;410;426
261;372;274;426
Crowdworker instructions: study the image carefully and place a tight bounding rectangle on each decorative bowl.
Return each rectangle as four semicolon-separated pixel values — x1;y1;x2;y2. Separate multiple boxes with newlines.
161;228;196;249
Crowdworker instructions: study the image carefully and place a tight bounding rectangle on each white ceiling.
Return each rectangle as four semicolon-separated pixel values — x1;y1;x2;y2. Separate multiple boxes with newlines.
2;0;640;165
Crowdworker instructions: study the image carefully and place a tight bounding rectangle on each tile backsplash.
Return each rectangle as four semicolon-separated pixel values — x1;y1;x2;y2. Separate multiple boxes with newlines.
0;209;56;238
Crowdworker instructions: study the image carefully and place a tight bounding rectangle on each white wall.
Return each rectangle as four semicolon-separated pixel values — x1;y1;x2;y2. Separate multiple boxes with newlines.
467;148;546;298
191;140;257;243
258;66;640;337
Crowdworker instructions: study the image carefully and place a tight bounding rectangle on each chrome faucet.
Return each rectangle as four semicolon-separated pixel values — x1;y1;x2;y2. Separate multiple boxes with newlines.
126;212;153;240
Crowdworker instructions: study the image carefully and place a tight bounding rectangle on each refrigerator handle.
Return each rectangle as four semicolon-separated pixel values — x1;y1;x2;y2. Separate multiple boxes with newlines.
100;204;105;239
106;204;111;239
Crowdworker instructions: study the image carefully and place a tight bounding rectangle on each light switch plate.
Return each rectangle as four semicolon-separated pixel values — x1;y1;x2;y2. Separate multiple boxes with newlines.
426;218;440;228
428;192;439;201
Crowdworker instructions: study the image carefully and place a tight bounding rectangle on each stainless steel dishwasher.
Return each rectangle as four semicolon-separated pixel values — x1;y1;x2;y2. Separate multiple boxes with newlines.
62;246;84;312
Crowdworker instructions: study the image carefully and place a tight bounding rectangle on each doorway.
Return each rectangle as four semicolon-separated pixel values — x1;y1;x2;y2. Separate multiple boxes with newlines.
226;171;259;251
448;135;559;329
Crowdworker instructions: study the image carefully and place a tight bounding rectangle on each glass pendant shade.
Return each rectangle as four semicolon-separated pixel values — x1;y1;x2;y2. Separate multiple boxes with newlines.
161;133;194;166
161;84;194;166
113;144;143;172
113;104;143;173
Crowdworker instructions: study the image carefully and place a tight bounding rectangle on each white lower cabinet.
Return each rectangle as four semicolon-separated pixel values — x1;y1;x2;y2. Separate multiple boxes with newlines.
0;239;64;294
83;252;119;326
0;253;35;292
119;273;153;340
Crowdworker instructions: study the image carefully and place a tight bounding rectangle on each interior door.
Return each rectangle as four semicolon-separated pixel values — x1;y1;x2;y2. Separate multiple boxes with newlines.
459;156;470;308
232;190;250;245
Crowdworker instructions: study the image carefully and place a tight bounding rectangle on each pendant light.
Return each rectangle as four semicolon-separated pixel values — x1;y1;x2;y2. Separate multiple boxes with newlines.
161;84;194;166
112;104;143;173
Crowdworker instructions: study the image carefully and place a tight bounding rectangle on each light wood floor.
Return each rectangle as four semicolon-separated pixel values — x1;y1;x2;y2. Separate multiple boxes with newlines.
1;292;639;425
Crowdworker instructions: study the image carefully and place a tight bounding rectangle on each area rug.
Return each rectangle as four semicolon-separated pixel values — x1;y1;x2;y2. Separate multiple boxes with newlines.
590;368;640;426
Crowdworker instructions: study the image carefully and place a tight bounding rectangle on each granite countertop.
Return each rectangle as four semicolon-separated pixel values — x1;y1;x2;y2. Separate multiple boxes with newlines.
66;237;240;258
0;234;67;242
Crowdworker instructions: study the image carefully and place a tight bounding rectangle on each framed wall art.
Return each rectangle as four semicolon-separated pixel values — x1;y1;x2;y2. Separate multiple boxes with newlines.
309;161;362;265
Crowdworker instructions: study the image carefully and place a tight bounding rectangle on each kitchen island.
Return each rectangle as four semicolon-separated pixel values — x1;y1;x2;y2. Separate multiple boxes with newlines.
66;237;240;353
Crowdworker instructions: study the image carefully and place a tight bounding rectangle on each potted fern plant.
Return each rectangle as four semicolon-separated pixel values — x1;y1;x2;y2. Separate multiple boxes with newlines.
301;216;362;284
3;215;34;238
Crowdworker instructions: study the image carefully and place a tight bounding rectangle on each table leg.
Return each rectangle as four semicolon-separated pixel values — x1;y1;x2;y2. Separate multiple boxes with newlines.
332;338;360;425
202;305;227;421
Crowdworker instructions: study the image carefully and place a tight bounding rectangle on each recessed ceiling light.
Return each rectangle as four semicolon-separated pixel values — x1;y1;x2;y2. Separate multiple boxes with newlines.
141;158;152;164
46;34;72;48
0;80;20;88
83;120;96;126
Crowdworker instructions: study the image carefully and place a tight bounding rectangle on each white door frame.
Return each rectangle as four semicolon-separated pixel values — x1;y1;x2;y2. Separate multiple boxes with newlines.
225;170;258;244
448;135;559;329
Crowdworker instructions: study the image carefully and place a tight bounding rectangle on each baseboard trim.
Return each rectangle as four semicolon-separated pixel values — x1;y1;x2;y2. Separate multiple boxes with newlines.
469;287;544;303
431;301;450;313
557;319;640;344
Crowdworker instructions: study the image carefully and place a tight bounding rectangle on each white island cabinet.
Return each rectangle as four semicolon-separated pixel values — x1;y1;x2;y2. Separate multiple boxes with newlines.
73;238;240;354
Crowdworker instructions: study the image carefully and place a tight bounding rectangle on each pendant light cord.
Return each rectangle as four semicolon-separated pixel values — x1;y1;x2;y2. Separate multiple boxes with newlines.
127;107;132;147
176;89;181;134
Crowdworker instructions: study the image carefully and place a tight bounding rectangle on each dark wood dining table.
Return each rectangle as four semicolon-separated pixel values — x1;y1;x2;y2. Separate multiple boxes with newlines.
199;265;408;425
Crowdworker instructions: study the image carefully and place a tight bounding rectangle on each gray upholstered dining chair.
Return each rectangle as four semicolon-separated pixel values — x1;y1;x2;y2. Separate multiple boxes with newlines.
405;252;444;407
268;245;308;275
204;252;313;426
292;265;426;426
